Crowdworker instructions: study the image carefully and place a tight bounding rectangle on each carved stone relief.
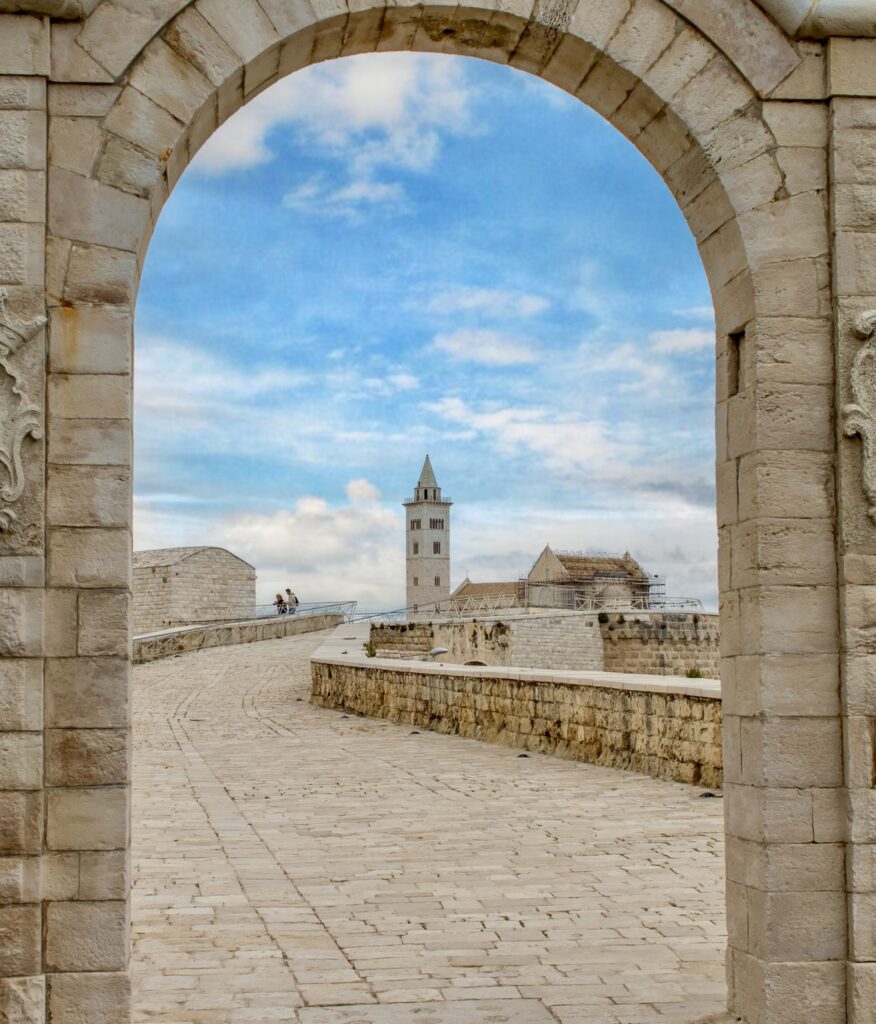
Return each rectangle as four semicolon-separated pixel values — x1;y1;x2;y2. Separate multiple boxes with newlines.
0;289;45;533
843;310;876;526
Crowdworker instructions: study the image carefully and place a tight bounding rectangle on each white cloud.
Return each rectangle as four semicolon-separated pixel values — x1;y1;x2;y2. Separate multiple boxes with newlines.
586;341;668;390
194;52;475;176
388;372;419;391
649;327;714;354
673;304;715;322
425;396;628;477
134;335;312;459
136;492;404;611
433;328;538;365
425;287;550;319
282;175;405;219
346;478;381;504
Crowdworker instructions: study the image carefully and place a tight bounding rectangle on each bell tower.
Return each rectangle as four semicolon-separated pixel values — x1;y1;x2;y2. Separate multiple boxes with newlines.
404;455;451;611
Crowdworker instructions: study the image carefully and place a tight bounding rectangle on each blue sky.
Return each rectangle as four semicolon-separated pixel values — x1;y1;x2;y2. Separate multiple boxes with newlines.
134;52;718;611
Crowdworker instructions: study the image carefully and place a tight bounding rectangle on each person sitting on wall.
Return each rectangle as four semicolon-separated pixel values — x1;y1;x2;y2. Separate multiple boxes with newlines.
274;593;287;615
285;588;299;614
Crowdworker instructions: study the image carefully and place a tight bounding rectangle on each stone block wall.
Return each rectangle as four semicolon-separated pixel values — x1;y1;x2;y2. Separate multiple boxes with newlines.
311;650;722;787
373;614;603;670
599;613;720;678
370;623;433;658
508;615;604;670
133;549;255;634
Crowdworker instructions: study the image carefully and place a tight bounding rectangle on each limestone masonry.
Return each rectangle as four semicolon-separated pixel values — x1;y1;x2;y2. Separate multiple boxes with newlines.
404;455;451;610
373;611;720;676
2;1;876;1022
132;545;255;634
313;625;723;787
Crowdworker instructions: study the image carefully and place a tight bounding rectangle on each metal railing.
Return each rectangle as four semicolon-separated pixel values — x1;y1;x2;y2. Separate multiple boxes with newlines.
350;591;706;624
252;600;358;621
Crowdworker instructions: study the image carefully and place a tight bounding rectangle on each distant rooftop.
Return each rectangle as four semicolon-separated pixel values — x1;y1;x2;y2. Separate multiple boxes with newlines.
133;546;255;570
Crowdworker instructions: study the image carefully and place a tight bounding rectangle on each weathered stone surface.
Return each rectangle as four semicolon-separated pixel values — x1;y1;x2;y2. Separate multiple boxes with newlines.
47;972;130;1024
0;906;39;977
0;974;44;1024
47;526;130;588
46;728;128;786
0;733;41;790
78;589;129;657
46;786;129;851
45;656;129;728
313;627;722;787
45;901;128;971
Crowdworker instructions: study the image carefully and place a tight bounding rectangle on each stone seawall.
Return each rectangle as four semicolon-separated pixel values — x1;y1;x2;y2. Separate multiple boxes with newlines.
135;612;343;664
599;613;720;678
312;628;722;787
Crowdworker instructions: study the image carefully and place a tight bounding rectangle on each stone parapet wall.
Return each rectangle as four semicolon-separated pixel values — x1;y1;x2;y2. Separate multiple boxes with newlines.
313;629;722;787
134;612;343;664
598;613;720;678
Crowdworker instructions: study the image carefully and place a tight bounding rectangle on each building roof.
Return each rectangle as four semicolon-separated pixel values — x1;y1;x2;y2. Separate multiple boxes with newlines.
554;550;649;581
418;454;438;489
133;546;255;570
452;579;520;599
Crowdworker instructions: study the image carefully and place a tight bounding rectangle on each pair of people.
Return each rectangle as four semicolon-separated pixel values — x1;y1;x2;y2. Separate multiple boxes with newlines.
274;588;299;615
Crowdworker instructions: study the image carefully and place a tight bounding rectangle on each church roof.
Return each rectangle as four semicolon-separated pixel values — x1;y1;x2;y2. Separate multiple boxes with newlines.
554;550;648;581
452;579;520;599
418;454;438;488
133;546;255;570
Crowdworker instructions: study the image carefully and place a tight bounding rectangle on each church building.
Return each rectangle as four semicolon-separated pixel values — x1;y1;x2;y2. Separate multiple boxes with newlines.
404;456;451;610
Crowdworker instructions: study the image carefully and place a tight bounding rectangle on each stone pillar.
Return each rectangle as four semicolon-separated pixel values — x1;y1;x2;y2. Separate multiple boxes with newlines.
39;65;135;1024
0;14;49;1022
829;37;876;1024
717;46;850;1023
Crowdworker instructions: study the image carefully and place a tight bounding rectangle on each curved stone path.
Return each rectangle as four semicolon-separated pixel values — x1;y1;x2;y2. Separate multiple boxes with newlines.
132;630;726;1024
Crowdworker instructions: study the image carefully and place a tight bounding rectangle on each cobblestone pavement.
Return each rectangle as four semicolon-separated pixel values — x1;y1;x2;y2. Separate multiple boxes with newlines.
132;631;727;1024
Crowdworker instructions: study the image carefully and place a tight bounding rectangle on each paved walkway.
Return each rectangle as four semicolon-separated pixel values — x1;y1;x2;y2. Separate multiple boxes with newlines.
132;630;727;1024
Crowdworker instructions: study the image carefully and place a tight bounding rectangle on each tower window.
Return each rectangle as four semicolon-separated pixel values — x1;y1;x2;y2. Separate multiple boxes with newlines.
410;518;421;531
413;542;419;555
429;518;444;530
413;576;419;586
434;575;441;587
433;541;441;554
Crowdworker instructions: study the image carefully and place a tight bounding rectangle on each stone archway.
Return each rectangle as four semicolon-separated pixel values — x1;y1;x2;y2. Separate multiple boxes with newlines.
0;2;875;1022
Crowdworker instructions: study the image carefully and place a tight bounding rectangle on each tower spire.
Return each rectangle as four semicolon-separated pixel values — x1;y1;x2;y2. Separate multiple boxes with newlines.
404;455;452;613
418;454;437;489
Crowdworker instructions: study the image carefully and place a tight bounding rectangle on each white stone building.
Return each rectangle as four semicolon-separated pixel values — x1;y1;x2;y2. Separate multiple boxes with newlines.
133;546;256;634
453;547;658;612
404;456;451;610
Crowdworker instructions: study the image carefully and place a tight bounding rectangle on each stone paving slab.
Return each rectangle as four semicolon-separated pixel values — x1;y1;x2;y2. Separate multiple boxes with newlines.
132;630;727;1024
298;999;556;1024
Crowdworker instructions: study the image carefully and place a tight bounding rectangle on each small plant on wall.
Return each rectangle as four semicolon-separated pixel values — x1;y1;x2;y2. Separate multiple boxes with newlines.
685;666;703;678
